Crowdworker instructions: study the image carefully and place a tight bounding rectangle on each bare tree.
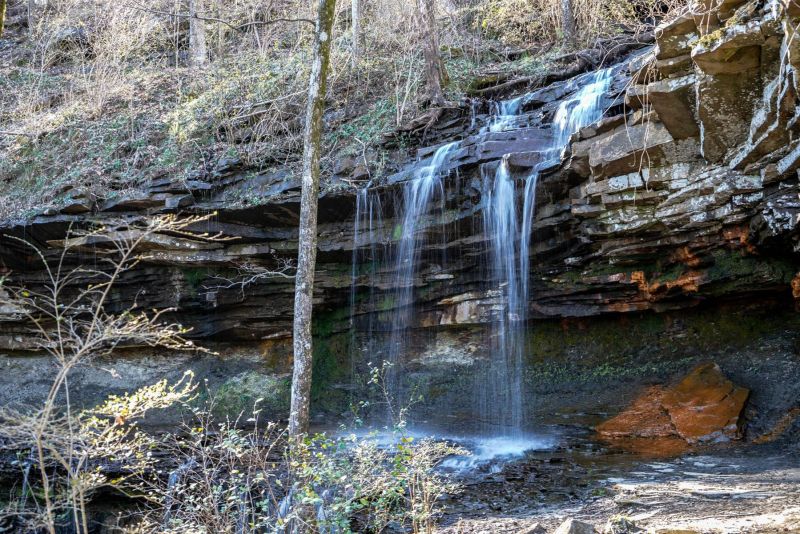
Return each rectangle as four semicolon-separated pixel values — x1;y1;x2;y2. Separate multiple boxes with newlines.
1;214;220;533
415;0;446;106
27;0;36;35
188;0;208;67
561;0;576;46
351;0;360;67
0;0;6;38
289;0;338;440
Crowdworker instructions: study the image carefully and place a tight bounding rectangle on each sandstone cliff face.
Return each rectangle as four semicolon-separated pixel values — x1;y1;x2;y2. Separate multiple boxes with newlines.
1;0;799;423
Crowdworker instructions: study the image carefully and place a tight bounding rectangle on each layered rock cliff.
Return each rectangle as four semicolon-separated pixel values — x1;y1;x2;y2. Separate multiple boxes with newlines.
1;0;799;428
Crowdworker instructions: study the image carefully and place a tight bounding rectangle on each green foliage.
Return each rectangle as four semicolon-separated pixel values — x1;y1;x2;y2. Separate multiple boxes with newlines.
326;99;396;154
135;358;465;534
0;373;197;531
0;98;186;220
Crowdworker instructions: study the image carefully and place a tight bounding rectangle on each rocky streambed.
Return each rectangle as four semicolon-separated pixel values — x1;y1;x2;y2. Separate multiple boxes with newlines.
439;439;800;533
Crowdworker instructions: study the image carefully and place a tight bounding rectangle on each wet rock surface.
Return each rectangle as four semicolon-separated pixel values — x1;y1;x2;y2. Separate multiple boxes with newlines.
3;0;800;349
438;435;800;534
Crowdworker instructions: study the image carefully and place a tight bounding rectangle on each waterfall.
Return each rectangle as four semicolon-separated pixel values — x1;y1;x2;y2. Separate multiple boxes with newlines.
479;159;525;434
477;67;613;436
551;68;614;151
384;141;458;417
350;142;458;424
348;66;614;436
350;185;385;410
488;95;526;133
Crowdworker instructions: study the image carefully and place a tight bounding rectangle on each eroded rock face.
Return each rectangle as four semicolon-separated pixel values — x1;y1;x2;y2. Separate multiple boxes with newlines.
597;363;749;452
0;0;799;419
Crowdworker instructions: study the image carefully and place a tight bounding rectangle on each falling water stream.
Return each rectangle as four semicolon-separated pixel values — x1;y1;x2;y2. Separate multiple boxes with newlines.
478;67;615;440
349;67;614;459
386;142;458;380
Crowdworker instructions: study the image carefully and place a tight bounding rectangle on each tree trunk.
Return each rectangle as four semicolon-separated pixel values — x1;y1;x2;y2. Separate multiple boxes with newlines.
561;0;576;47
288;0;337;440
188;0;208;67
351;0;360;67
27;0;35;35
416;0;446;106
0;0;6;38
216;0;225;58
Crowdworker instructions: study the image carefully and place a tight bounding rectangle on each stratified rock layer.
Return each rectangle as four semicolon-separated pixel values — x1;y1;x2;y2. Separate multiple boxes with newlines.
1;0;799;421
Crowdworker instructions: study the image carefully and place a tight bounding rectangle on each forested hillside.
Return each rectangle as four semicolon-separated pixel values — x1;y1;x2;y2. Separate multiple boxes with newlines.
0;0;664;220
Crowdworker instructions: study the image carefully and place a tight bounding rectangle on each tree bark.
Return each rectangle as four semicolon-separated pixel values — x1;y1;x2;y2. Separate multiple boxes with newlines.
561;0;576;47
288;0;337;440
27;0;35;35
188;0;208;67
216;0;224;58
416;0;446;106
0;0;6;38
351;0;360;67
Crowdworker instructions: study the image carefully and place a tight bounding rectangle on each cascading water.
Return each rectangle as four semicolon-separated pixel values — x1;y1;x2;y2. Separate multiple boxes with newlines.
478;158;525;434
551;68;614;151
349;66;614;441
488;95;526;132
477;67;614;438
350;142;458;424
384;141;457;414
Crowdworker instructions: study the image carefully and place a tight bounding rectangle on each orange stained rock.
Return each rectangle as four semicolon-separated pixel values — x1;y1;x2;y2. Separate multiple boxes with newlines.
649;271;702;295
722;225;756;253
596;363;749;456
669;246;703;268
596;386;676;439
661;363;749;443
629;269;703;300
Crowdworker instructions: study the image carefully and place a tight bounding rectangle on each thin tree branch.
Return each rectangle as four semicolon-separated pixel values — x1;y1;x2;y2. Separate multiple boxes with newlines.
124;2;313;32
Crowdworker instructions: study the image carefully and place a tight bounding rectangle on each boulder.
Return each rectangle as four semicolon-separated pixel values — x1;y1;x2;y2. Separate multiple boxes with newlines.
695;71;761;163
596;386;676;439
691;22;763;75
588;122;674;178
655;14;699;60
597;363;749;451
661;363;749;443
655;54;693;77
554;519;597;534
518;523;547;534
647;75;700;140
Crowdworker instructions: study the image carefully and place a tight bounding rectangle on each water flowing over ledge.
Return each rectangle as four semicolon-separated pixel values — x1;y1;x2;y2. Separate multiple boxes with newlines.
349;67;615;442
